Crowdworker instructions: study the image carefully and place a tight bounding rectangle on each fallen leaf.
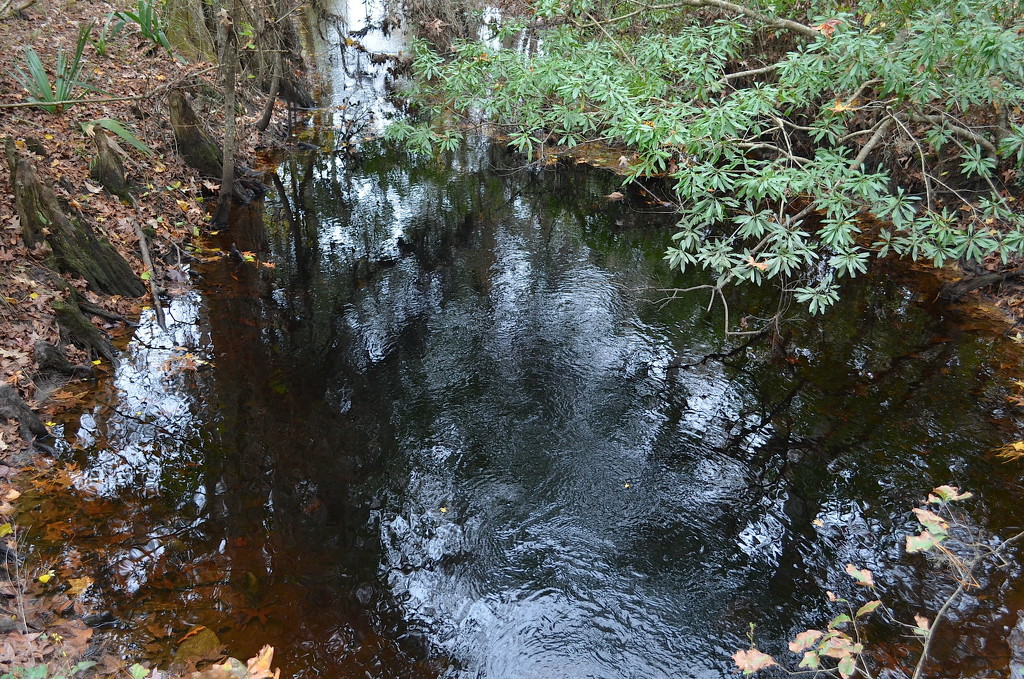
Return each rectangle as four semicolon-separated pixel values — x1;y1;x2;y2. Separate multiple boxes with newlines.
605;191;625;201
246;645;279;679
66;576;93;597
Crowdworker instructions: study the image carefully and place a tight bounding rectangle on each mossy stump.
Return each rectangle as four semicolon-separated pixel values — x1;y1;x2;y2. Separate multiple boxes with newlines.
169;88;223;177
90;131;131;201
5;140;145;298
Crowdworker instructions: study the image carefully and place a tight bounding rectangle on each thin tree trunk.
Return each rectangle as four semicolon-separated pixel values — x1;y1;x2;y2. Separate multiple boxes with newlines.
214;3;239;226
256;49;282;132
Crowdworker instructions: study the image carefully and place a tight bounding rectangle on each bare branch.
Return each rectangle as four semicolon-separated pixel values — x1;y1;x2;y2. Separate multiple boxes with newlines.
849;116;893;171
720;62;778;85
910;112;998;158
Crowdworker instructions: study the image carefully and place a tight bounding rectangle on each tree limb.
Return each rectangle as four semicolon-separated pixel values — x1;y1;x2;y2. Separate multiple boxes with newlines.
849;116;893;171
910;112;998;157
605;0;819;37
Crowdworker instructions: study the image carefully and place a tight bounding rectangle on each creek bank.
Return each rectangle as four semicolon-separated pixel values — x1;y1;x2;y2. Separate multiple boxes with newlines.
0;0;313;673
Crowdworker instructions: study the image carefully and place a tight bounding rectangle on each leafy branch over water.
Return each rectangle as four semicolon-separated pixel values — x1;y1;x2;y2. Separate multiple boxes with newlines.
734;486;1024;678
392;0;1024;322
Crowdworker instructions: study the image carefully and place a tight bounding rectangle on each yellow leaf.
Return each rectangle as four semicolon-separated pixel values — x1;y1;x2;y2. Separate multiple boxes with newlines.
0;523;12;537
38;569;55;584
44;134;53;140
30;292;38;300
91;359;102;365
439;507;447;513
45;421;56;427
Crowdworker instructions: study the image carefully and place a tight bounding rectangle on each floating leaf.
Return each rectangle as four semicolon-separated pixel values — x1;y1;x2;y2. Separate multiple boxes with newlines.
732;648;775;674
845;564;874;587
838;655;856;678
856;600;881;618
246;645;280;679
789;630;823;653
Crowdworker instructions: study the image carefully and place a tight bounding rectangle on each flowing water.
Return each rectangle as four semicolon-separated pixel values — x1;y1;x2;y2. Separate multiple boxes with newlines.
20;2;1024;678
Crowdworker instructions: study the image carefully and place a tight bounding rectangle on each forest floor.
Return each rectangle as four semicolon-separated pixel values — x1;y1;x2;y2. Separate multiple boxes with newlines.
0;0;287;675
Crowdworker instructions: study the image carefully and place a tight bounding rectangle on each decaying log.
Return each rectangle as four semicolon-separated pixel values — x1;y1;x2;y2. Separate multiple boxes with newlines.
5;139;145;298
169;89;223;178
939;267;1024;301
90;130;131;201
0;384;47;441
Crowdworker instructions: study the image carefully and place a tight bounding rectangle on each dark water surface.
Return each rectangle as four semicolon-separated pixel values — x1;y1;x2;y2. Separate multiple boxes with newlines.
22;2;1024;676
25;135;1024;678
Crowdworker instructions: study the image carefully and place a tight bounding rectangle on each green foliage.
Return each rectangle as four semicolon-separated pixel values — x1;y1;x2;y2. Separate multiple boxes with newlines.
397;0;1024;321
12;22;97;113
81;118;155;156
91;12;127;57
117;0;173;55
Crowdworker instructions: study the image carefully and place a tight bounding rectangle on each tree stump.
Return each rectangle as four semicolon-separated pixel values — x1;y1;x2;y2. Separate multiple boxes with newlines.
90;130;131;201
0;384;47;441
5;139;145;298
52;296;120;368
169;89;224;178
